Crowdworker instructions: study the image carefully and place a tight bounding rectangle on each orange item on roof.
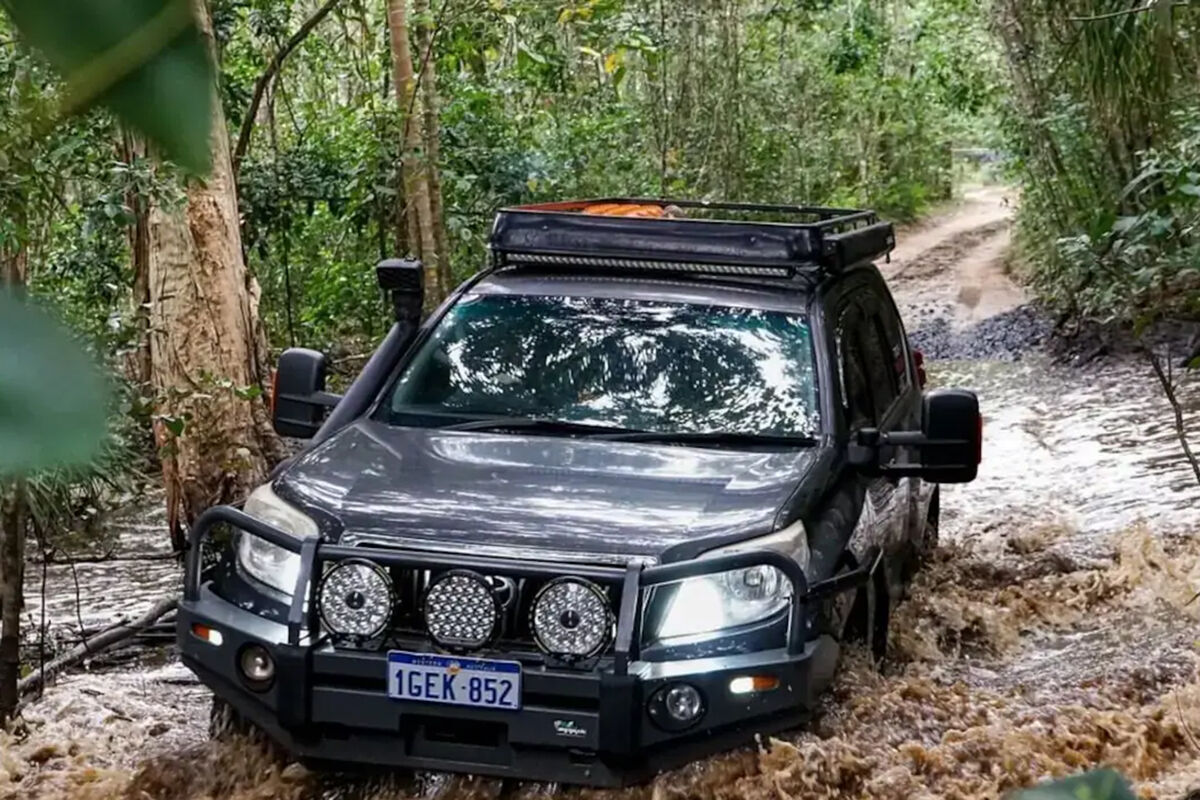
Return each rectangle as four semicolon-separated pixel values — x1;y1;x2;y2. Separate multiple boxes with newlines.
582;203;665;218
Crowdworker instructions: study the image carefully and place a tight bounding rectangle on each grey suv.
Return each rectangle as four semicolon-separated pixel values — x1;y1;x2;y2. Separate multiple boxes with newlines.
178;198;980;786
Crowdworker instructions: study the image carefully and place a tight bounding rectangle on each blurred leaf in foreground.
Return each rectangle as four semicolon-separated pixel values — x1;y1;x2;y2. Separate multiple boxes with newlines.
0;292;108;476
1;0;213;173
1011;769;1137;800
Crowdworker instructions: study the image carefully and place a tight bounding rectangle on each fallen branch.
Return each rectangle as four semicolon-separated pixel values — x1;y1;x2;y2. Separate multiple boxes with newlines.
30;551;177;565
16;595;178;701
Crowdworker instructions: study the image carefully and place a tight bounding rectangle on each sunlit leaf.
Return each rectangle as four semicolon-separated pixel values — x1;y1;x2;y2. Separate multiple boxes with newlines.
2;0;214;173
0;293;108;476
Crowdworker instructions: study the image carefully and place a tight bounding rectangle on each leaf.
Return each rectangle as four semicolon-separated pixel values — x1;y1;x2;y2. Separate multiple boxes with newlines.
1178;183;1200;197
156;414;186;437
1010;769;1136;800
604;51;621;74
517;42;546;65
233;384;263;401
4;0;214;174
1112;216;1141;234
0;292;108;476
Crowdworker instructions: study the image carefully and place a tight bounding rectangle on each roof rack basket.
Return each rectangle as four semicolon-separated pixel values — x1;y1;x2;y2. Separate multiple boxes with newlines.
489;197;895;280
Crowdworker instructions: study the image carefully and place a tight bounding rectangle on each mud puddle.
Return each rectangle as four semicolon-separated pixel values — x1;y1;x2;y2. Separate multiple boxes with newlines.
7;186;1200;799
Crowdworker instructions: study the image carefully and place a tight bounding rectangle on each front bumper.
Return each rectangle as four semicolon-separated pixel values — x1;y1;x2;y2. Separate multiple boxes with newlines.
179;507;863;786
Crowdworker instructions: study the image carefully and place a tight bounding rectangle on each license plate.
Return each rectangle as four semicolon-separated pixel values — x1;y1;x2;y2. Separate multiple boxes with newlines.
386;651;521;711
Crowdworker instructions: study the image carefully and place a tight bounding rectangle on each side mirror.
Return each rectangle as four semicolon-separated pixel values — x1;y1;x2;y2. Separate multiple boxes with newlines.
271;348;343;439
918;389;981;483
850;389;981;484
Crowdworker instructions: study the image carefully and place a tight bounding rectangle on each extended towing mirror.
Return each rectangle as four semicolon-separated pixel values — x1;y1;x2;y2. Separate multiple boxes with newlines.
271;348;343;439
850;389;982;484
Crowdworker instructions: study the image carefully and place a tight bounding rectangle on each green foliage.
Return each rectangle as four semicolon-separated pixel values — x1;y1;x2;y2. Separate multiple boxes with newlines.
0;293;108;475
227;0;998;353
999;0;1200;325
2;0;214;173
1011;769;1136;800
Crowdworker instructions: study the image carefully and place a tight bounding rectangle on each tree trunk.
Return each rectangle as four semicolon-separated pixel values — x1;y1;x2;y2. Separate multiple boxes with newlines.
123;129;153;387
148;0;283;550
0;189;28;725
0;482;25;724
414;0;452;295
387;0;440;307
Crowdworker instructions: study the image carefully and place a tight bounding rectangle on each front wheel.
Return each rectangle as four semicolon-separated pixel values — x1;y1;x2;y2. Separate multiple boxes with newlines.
209;695;249;740
844;567;891;664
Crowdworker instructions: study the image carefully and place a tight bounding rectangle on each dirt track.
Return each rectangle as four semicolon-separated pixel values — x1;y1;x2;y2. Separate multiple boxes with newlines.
7;187;1200;799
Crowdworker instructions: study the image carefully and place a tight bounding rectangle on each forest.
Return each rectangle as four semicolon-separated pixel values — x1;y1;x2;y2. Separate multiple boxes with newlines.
1;1;1200;798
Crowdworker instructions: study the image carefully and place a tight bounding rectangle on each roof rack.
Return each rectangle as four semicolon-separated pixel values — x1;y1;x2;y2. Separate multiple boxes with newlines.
488;197;895;280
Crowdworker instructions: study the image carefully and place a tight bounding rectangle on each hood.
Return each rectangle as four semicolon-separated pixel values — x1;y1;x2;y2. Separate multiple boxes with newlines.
276;420;818;563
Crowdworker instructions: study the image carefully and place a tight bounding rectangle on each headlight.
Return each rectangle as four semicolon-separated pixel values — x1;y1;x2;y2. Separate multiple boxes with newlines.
655;565;793;640
236;483;319;597
653;520;809;642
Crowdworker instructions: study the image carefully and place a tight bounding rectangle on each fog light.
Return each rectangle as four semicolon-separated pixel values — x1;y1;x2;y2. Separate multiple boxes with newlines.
729;675;780;695
665;684;704;723
239;644;275;688
648;683;705;730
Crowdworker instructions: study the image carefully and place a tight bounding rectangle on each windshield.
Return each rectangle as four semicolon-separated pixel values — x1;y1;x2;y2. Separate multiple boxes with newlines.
378;293;819;438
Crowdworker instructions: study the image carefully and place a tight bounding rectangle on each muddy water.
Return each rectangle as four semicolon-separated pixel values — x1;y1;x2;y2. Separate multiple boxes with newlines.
7;188;1200;799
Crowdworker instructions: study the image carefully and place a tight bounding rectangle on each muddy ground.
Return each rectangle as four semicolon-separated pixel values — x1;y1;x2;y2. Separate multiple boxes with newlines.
6;186;1200;799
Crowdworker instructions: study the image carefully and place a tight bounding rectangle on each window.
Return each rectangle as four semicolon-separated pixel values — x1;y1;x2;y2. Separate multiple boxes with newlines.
378;294;821;438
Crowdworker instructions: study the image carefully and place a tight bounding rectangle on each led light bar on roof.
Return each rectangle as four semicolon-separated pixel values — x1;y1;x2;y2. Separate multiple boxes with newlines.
501;252;795;278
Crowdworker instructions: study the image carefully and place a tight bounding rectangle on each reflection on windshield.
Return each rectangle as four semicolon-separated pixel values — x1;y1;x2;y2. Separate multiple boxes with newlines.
380;294;819;438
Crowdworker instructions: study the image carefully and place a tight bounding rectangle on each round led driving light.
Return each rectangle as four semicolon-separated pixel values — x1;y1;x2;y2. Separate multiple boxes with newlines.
530;577;613;662
423;570;500;650
317;558;393;640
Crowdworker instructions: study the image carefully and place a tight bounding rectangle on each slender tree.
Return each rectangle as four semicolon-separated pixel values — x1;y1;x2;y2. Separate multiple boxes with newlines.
387;0;440;306
414;0;452;294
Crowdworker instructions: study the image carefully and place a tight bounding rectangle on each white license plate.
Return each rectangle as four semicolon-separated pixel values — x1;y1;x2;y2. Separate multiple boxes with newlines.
386;651;521;710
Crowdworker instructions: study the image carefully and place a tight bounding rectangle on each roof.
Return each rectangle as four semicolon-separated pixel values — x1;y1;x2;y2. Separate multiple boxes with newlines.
488;198;895;281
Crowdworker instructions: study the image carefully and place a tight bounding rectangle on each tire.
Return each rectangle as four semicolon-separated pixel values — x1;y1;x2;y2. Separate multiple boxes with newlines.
844;567;891;664
209;694;250;740
920;489;941;559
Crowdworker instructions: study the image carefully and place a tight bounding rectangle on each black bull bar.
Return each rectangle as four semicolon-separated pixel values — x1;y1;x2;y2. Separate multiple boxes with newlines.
184;506;876;670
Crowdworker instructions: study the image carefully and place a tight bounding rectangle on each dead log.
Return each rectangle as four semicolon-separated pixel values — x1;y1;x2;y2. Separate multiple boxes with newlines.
17;595;178;700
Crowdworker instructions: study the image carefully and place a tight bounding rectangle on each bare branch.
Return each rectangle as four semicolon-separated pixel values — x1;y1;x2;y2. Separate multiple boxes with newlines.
232;0;343;178
1069;1;1189;23
1147;344;1200;486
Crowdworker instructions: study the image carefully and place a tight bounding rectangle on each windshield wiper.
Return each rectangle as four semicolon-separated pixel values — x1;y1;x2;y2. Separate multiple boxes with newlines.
442;416;643;436
600;430;818;447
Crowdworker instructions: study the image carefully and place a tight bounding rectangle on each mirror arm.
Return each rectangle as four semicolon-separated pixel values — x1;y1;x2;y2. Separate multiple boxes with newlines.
277;390;344;409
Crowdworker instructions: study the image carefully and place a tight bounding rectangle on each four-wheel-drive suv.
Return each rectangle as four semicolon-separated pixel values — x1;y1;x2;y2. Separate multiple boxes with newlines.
178;199;981;787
